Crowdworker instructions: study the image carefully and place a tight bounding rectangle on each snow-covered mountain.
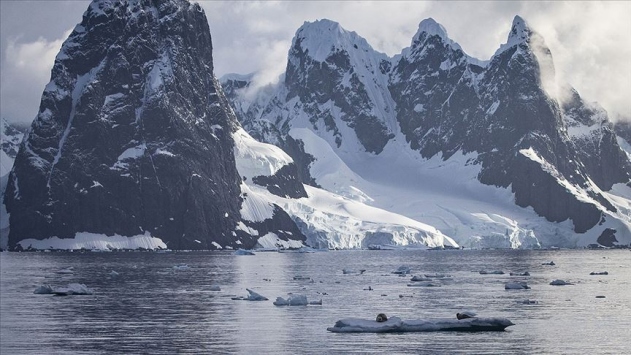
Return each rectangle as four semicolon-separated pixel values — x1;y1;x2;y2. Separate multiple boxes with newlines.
223;16;631;248
1;118;27;248
2;0;457;251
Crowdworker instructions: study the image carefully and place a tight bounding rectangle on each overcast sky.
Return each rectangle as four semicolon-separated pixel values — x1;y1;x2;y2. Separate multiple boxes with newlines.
1;1;630;126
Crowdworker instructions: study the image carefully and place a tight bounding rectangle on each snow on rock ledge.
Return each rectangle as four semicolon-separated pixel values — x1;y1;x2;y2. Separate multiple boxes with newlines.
18;231;166;251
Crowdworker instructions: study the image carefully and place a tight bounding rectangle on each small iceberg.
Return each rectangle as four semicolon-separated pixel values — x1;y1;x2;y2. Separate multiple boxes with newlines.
273;294;322;306
232;288;268;301
550;279;572;286
542;261;555;266
327;316;514;333
343;269;366;275
52;283;94;296
590;271;608;275
173;264;190;270
479;270;504;275
233;249;255;256
109;270;120;277
407;282;441;287
392;266;411;275
505;281;530;290
424;273;451;278
410;275;432;282
209;285;221;291
510;272;530;276
33;285;54;294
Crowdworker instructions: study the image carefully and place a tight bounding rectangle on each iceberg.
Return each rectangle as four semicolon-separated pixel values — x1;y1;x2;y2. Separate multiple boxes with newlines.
392;266;412;275
33;285;54;294
51;283;93;296
232;288;268;301
505;281;530;290
173;264;190;270
56;267;74;274
343;269;366;275
273;294;308;306
209;285;221;291
407;282;441;287
550;279;572;286
479;270;504;275
327;316;514;333
410;275;433;282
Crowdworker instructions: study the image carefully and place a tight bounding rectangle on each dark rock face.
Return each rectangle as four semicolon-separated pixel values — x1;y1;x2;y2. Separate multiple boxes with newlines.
4;0;304;250
252;164;308;199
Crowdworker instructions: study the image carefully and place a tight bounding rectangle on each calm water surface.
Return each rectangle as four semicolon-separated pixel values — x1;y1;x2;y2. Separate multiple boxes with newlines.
1;249;630;354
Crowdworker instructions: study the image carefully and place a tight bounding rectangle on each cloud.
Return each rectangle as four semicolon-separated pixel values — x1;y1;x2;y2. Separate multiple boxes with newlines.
202;1;631;120
1;1;629;123
1;32;69;124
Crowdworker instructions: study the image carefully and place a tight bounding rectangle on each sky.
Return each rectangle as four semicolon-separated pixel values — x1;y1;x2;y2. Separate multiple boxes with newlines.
1;0;630;126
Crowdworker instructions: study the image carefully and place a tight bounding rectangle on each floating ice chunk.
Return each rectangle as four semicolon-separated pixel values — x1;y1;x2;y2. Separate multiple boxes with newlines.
510;272;530;276
209;285;221;291
550;279;572;286
542;261;555;266
590;271;608;275
407;282;441;287
232;288;268;301
33;285;54;294
273;294;308;306
392;266;411;275
343;269;366;275
233;249;255;255
505;281;530;290
327;316;515;333
424;273;451;278
52;283;93;296
109;270;119;277
410;275;433;282
480;270;504;275
173;264;190;270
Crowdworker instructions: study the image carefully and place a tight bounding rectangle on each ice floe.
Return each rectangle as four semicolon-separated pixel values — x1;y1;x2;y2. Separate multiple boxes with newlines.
232;288;268;301
273;294;322;306
550;279;572;286
327;316;514;333
392;266;411;275
505;281;530;290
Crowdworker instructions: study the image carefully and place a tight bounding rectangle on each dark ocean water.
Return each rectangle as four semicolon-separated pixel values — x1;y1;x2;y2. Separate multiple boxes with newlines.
1;249;629;354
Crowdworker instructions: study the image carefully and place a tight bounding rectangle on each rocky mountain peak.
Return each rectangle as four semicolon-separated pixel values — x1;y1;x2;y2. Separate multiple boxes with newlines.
494;15;537;56
412;18;463;52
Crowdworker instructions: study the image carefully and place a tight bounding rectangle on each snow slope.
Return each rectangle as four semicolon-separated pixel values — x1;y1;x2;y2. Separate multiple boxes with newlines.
287;127;630;248
233;128;457;249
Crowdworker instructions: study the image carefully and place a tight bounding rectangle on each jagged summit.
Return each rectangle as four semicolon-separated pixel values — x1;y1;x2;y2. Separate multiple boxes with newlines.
413;18;463;52
494;15;535;56
293;19;381;63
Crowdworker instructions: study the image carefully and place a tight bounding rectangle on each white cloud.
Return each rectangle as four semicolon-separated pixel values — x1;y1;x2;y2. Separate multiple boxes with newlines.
1;1;629;123
1;31;69;123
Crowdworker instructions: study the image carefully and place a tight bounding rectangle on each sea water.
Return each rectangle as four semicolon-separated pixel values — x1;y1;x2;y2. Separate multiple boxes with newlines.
1;249;629;354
